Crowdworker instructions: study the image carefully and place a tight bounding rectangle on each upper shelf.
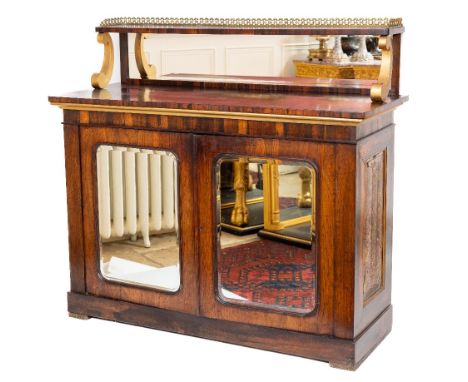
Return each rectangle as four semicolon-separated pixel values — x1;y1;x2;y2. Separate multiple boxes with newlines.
96;17;404;36
89;17;404;103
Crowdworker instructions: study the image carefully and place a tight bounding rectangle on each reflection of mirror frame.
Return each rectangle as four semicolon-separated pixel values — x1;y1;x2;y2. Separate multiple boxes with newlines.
262;160;316;245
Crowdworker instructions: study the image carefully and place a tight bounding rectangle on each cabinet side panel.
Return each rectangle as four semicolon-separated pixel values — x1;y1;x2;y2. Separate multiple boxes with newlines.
361;151;386;303
63;124;86;293
355;124;394;335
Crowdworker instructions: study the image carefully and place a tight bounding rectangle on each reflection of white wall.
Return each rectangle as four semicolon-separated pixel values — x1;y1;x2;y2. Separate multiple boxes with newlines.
225;46;274;76
161;48;215;75
281;43;311;76
128;34;315;78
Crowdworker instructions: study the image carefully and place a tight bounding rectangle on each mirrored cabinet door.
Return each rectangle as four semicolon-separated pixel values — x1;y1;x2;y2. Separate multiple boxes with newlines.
197;135;334;334
79;128;198;314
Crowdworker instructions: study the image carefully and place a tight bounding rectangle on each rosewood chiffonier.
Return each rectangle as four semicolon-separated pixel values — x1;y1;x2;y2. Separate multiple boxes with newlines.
49;17;407;370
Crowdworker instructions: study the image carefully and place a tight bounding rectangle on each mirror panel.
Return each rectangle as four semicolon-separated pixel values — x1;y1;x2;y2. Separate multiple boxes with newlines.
128;34;381;83
96;145;180;292
216;156;317;314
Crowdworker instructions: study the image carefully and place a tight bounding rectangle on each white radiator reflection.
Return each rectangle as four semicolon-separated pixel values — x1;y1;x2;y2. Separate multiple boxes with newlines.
97;146;178;248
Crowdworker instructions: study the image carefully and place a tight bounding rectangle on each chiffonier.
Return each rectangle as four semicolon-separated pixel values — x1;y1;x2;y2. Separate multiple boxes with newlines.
49;17;407;370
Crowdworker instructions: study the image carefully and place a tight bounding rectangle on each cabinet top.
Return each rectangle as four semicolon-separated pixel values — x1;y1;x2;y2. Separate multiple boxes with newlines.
97;17;404;35
49;83;407;122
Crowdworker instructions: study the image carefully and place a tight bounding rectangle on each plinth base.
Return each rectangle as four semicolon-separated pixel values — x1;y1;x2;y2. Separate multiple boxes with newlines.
68;292;392;370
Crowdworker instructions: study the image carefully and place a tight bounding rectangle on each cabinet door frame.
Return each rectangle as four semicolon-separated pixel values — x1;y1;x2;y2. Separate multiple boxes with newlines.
80;126;198;315
196;134;337;335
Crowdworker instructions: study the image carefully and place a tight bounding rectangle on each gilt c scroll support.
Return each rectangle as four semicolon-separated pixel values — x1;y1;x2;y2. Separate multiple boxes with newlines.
135;33;156;79
370;35;393;102
91;33;114;89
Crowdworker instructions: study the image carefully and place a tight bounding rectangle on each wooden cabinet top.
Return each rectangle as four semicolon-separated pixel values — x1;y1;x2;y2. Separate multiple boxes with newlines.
49;83;407;121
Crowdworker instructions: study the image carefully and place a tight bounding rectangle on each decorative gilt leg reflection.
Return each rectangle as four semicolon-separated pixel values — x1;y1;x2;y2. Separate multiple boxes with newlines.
230;159;249;226
370;35;393;102
263;160;283;231
135;33;156;79
91;33;114;89
297;167;312;208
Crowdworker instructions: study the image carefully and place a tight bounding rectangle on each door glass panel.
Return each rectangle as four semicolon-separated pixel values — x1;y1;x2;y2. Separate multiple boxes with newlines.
96;145;180;292
216;156;317;314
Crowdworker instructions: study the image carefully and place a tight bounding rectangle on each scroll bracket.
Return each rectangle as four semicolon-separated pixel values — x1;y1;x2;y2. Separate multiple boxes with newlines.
91;33;114;89
370;35;393;102
135;33;156;79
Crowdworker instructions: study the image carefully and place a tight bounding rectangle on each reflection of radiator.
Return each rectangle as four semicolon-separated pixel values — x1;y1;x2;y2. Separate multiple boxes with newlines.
96;146;178;248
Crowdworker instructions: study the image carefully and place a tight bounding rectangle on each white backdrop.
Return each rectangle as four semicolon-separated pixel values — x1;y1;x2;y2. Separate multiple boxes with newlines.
1;1;467;381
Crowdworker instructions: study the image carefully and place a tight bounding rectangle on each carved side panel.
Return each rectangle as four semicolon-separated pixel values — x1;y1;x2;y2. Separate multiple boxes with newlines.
360;150;387;304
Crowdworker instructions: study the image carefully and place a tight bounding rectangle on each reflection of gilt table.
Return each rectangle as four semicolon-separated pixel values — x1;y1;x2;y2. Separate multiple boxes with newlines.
259;161;315;246
220;159;316;246
220;158;265;235
294;60;380;80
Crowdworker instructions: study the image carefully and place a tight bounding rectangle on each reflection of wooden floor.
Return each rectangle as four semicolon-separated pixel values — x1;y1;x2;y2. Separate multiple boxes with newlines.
101;226;310;273
100;230;311;296
220;231;260;249
101;232;179;268
101;231;261;269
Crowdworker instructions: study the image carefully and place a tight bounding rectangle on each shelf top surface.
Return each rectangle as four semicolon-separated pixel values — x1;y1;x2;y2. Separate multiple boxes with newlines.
49;83;407;121
96;17;404;35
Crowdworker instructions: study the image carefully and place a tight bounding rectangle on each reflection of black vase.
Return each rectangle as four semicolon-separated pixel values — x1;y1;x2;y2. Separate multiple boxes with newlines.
341;36;360;56
366;36;380;56
256;164;263;190
220;161;234;190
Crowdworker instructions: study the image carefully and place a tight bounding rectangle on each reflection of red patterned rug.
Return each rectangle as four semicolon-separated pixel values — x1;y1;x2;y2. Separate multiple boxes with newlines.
219;239;316;312
279;196;297;209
